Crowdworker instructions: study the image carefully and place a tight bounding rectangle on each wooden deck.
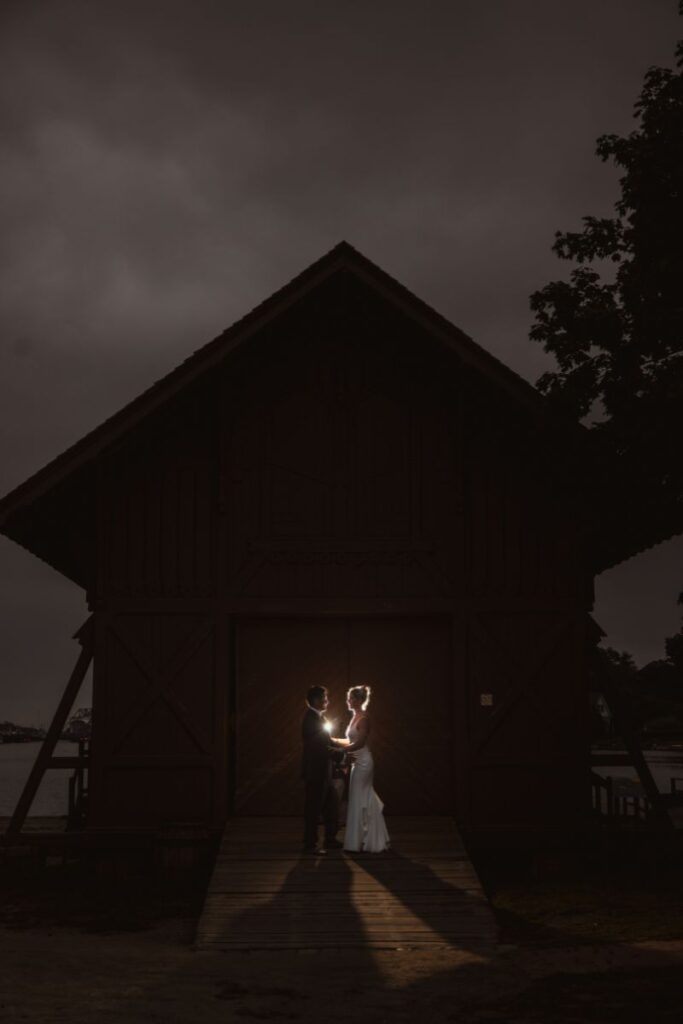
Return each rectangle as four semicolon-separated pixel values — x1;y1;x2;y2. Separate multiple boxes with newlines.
195;816;497;951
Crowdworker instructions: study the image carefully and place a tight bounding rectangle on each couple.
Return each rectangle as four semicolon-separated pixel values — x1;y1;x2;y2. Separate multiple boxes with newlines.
301;683;390;855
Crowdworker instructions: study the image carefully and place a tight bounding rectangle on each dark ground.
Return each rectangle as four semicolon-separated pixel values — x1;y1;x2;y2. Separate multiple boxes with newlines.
1;841;682;1023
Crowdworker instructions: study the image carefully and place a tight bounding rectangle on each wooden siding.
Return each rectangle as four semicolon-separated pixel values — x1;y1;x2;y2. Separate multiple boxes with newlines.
466;610;587;829
87;273;589;836
88;609;227;828
97;395;216;599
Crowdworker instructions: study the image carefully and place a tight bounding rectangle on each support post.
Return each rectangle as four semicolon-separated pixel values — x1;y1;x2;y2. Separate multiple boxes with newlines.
5;617;94;840
601;678;672;831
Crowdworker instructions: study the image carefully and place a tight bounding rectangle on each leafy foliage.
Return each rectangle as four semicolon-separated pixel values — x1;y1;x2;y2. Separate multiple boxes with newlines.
665;629;683;673
64;706;92;738
663;590;683;674
595;646;638;682
531;31;683;422
593;636;683;736
530;14;683;567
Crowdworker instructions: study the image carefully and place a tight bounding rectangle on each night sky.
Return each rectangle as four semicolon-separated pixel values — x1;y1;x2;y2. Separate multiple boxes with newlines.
1;0;681;725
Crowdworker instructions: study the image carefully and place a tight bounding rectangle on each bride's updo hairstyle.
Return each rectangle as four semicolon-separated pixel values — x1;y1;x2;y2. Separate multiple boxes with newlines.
347;685;372;710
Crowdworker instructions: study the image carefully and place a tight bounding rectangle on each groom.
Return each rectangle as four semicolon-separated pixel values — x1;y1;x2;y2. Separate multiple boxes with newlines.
301;685;342;854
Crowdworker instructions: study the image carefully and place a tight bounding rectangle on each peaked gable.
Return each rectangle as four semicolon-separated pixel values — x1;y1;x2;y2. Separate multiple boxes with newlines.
0;241;580;585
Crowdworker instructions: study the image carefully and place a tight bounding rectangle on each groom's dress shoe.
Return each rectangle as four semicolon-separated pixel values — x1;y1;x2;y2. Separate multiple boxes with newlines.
302;845;326;855
325;838;343;849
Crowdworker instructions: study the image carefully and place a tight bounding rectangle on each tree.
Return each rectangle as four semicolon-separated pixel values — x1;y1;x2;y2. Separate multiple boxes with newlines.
634;592;683;731
590;644;652;738
530;10;683;568
665;630;683;673
664;591;683;674
64;706;92;739
595;646;638;683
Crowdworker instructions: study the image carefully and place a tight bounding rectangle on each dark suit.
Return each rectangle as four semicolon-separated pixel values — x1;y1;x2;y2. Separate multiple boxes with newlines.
301;706;339;849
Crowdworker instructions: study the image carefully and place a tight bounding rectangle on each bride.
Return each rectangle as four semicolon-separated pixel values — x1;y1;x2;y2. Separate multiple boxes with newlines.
331;685;390;853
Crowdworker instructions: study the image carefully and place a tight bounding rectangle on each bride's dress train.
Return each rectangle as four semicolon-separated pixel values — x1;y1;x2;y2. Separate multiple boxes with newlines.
343;719;390;853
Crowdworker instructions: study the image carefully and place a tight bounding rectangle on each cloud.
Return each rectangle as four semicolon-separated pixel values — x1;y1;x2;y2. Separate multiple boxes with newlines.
0;0;680;720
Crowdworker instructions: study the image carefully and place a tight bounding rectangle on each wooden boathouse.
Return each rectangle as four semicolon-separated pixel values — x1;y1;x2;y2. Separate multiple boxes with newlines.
0;242;595;851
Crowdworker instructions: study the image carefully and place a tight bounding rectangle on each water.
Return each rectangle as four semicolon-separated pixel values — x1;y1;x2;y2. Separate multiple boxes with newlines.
0;740;77;817
593;749;683;795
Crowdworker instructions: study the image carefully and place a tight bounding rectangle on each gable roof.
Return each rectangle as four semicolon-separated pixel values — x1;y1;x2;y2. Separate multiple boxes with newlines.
0;241;557;530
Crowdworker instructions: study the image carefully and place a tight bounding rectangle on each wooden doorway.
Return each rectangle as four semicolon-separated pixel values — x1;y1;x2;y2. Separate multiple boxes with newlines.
233;617;453;816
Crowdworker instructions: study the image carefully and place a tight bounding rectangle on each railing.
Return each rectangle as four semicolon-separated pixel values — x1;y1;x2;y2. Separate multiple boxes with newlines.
591;771;651;823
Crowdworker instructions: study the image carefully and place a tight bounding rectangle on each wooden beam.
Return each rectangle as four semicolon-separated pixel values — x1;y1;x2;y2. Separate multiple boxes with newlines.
5;617;94;840
590;753;636;767
598;679;673;831
48;756;88;769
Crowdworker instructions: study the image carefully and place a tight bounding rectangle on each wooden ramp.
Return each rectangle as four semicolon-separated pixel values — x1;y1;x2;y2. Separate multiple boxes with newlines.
195;817;497;951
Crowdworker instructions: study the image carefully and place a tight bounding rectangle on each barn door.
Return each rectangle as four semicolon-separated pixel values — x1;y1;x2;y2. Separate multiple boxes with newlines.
234;617;453;816
467;610;585;828
92;612;217;826
233;619;347;817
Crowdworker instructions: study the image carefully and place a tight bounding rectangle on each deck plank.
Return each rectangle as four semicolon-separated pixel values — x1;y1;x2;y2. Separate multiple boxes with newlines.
195;817;497;951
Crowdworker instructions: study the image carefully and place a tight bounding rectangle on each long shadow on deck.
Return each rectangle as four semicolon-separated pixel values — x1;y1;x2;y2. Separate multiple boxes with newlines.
198;849;372;950
345;849;497;951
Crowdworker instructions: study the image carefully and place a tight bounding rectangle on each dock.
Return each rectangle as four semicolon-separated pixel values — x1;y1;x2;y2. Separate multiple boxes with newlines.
195;816;497;951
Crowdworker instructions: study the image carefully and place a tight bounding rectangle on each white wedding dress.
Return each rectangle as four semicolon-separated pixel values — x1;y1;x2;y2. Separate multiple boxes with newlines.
343;715;390;853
